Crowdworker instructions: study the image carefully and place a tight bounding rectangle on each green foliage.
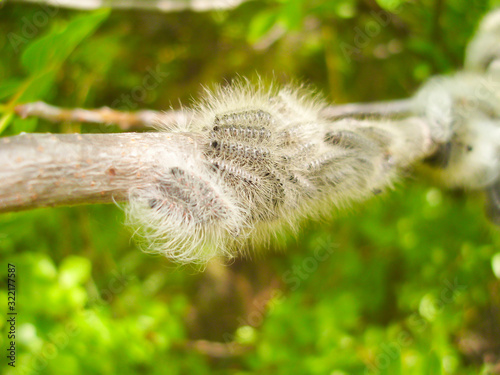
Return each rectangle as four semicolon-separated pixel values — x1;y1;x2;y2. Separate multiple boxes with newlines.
1;1;499;374
0;9;109;134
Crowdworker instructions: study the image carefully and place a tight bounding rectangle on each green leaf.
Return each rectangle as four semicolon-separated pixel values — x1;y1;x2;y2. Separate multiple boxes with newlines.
376;0;404;11
1;8;111;135
17;70;58;102
12;116;38;134
21;31;64;74
21;9;110;74
248;9;279;43
0;112;14;134
491;0;500;10
0;79;23;100
280;0;303;30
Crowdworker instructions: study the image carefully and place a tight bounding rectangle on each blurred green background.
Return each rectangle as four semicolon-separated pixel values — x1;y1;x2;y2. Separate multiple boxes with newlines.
1;0;500;374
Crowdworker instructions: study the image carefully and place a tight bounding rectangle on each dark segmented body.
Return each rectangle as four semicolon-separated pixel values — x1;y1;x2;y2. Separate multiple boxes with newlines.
281;142;317;163
208;140;271;159
210;159;261;185
356;126;392;148
306;151;374;188
206;108;287;222
325;130;379;151
202;105;390;223
277;123;316;146
304;150;350;171
150;167;228;224
214;109;274;127
211;125;271;141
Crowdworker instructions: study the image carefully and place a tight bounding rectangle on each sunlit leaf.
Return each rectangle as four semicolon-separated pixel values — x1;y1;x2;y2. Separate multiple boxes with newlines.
0;112;13;134
59;256;92;288
21;9;110;74
12;116;38;134
280;0;303;30
248;9;279;43
0;79;23;100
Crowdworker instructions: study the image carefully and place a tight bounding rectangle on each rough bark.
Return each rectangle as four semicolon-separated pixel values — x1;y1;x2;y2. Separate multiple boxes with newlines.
0;116;436;213
13;99;414;130
0;132;202;212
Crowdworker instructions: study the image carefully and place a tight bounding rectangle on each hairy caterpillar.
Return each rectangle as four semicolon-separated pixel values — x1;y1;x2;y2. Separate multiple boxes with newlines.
465;8;500;73
413;72;500;189
126;81;430;264
414;5;500;222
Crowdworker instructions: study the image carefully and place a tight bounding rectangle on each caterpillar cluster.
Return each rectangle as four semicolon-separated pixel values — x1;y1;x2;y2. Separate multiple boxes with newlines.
412;77;500;224
127;81;428;264
412;9;500;224
465;8;500;73
413;72;500;189
410;7;500;225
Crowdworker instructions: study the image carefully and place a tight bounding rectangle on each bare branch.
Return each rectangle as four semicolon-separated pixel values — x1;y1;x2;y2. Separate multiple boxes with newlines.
320;98;414;119
5;0;249;12
3;7;500;263
13;99;413;130
0;132;202;213
0;116;436;214
3;70;499;263
14;101;192;130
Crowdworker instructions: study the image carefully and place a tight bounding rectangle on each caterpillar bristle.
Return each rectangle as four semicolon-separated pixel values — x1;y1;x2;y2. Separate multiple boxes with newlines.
127;80;427;264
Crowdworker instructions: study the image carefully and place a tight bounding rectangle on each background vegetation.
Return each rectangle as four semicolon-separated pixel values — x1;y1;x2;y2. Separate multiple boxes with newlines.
1;0;500;374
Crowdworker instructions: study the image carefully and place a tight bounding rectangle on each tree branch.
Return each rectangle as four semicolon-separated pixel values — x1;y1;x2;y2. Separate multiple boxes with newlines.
0;132;202;213
320;98;414;119
13;98;414;130
0;116;436;214
3;6;500;263
5;0;250;12
14;101;192;130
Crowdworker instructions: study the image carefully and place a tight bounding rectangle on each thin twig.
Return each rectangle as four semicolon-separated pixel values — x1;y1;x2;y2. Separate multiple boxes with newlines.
14;101;192;130
320;98;414;119
13;99;414;129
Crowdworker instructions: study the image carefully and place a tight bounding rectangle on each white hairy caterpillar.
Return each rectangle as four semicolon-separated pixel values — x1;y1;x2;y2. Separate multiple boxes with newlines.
412;8;500;200
465;8;500;73
412;69;500;224
413;72;500;189
126;80;429;264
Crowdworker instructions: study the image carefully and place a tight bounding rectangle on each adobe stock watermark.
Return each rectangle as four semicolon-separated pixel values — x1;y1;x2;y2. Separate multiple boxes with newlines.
91;64;169;132
14;267;134;375
339;0;415;63
282;240;336;291
7;1;60;53
364;277;467;374
221;287;284;354
110;65;169;112
222;239;335;353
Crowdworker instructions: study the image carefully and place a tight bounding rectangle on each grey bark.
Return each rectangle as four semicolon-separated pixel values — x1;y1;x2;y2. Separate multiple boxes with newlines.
0;116;436;213
14;99;414;129
0;132;202;213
